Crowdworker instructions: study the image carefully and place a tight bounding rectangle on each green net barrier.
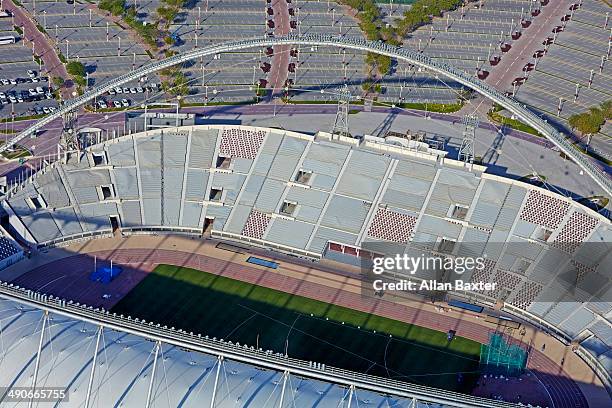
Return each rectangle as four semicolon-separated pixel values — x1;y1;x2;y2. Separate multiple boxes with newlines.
480;333;528;377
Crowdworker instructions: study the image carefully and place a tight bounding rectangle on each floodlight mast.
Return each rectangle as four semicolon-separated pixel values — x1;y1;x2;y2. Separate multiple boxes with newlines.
4;34;610;197
330;85;351;137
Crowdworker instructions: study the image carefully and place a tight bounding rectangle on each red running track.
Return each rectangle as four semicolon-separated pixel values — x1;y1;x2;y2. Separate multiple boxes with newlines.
11;248;588;408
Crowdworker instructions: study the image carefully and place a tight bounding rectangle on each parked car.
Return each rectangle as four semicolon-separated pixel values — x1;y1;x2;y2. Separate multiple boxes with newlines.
121;98;129;107
35;87;44;94
113;100;121;108
114;87;122;94
42;106;50;114
27;70;36;78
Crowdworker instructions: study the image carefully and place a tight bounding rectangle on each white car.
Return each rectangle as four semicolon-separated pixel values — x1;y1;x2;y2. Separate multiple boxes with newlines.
28;89;37;96
45;92;53;99
0;92;5;99
0;79;8;85
49;106;56;113
16;96;24;103
122;87;130;94
35;87;44;94
42;106;50;114
121;98;129;107
9;79;16;85
113;100;121;108
8;96;16;103
109;89;116;95
27;70;36;78
136;86;144;93
114;87;122;94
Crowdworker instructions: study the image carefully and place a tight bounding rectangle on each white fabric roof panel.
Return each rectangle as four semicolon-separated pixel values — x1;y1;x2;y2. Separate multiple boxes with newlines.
394;159;437;180
66;169;111;188
164;168;185;198
321;195;371;234
72;186;100;204
232;157;254;173
34;168;70;209
108;138;136;166
237;174;266;208
265;218;314;249
189;129;219;169
121;201;143;227
137;137;162;168
267;136;309;180
113;167;140;200
0;298;432;408
51;207;83;236
185;169;209;201
182;201;203;228
164;198;182;226
22;212;62;243
335;150;390;201
143;198;162;225
140;168;162;198
254;179;286;213
224;204;253;235
163;134;188;166
79;203;118;232
479;180;511;204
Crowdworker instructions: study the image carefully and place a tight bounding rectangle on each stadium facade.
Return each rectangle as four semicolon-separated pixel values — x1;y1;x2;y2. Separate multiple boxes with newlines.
0;124;610;406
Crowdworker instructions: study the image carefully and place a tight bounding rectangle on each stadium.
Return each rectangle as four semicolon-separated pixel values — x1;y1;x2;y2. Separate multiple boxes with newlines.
0;0;610;407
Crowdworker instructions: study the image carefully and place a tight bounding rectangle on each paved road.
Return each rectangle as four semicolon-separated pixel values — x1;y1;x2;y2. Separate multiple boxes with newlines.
4;0;73;98
269;0;291;98
486;0;573;92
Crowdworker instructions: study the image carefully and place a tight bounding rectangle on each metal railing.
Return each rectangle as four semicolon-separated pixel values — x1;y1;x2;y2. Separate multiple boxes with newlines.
0;281;518;408
2;34;610;196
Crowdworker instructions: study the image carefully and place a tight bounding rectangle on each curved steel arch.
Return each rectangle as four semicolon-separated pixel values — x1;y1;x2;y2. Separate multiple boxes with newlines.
6;34;610;195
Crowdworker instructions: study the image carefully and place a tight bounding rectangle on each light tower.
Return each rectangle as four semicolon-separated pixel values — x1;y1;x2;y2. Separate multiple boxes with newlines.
59;109;80;153
458;114;479;165
330;85;351;137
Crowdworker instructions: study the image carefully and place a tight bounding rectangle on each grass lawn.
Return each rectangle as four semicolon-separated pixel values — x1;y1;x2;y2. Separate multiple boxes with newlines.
112;264;482;392
0;141;31;160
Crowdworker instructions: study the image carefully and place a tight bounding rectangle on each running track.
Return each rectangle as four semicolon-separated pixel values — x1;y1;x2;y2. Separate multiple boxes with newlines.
11;248;588;408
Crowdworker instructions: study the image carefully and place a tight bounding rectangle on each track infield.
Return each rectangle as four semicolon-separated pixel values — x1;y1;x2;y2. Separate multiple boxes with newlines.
111;264;482;393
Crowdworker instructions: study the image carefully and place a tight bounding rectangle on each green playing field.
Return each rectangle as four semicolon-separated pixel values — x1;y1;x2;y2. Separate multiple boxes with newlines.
111;264;482;392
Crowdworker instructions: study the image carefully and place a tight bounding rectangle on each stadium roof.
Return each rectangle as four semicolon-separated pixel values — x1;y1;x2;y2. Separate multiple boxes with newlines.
1;124;610;391
0;290;522;408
